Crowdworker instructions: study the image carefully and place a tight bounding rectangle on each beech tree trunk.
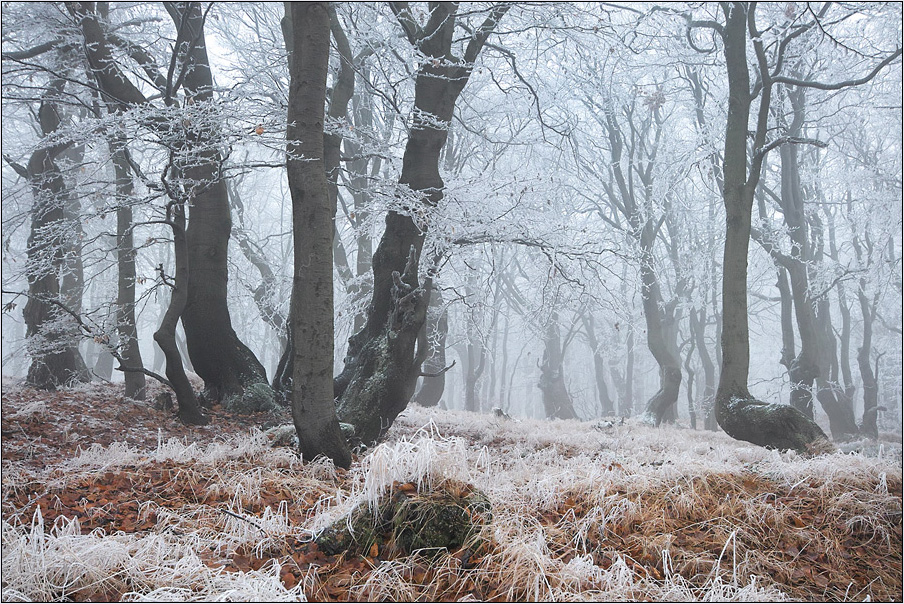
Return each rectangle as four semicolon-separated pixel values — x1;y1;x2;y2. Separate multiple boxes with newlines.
284;1;351;468
638;241;682;425
334;3;509;444
538;313;578;420
111;141;146;400
13;80;90;390
753;85;859;439
162;3;268;400
582;313;615;415
154;203;207;426
713;3;828;452
854;236;881;439
275;5;360;401
414;287;448;407
690;307;718;431
597;93;682;426
68;2;267;401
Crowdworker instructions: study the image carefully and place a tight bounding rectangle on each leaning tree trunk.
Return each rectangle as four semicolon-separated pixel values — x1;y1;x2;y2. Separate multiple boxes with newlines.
713;3;828;453
284;1;352;468
15;80;90;390
154;203;207;426
334;3;509;444
166;3;268;401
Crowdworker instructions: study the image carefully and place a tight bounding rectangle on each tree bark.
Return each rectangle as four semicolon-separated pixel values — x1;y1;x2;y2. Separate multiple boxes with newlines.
16;79;90;390
284;1;352;469
752;84;859;439
111;140;147;400
276;4;359;399
334;3;509;443
68;1;267;401
684;335;697;429
854;236;881;439
597;93;681;426
538;312;578;420
581;313;615;415
153;203;207;426
690;307;718;431
413;286;448;407
713;2;829;453
163;2;268;400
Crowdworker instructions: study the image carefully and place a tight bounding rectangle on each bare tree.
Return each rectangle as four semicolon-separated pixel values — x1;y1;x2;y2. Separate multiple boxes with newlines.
284;0;352;468
334;2;510;444
4;80;90;390
67;1;268;402
695;2;900;451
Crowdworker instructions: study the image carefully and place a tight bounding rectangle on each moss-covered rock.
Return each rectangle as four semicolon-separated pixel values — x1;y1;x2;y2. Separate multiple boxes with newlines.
222;382;278;414
317;479;492;558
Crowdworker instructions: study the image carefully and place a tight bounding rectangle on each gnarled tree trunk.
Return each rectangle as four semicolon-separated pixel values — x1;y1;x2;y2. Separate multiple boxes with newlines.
334;3;509;444
538;313;578;420
13;80;90;390
154;203;207;426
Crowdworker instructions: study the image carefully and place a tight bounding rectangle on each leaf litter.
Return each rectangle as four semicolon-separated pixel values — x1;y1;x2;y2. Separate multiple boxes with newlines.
2;382;901;602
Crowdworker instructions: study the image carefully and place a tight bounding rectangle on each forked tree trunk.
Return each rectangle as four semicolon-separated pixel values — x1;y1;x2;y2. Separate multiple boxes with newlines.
753;85;858;439
69;2;267;401
165;3;268;400
599;97;682;426
714;3;828;453
334;3;509;444
284;1;351;468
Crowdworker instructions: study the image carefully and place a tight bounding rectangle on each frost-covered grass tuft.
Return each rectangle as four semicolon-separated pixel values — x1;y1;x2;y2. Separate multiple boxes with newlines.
1;511;309;602
3;393;900;602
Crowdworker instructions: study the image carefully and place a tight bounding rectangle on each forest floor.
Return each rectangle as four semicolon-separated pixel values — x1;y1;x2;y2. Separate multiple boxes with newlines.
1;380;902;602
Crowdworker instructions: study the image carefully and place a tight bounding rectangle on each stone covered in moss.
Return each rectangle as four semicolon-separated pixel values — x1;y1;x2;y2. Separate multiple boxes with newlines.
317;479;491;557
223;382;278;414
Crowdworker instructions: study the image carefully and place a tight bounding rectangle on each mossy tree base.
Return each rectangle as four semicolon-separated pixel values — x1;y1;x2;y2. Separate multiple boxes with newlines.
716;394;833;454
317;479;492;558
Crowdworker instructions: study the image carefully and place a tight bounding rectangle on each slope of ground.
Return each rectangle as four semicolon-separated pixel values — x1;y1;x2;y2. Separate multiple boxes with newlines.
1;381;901;602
